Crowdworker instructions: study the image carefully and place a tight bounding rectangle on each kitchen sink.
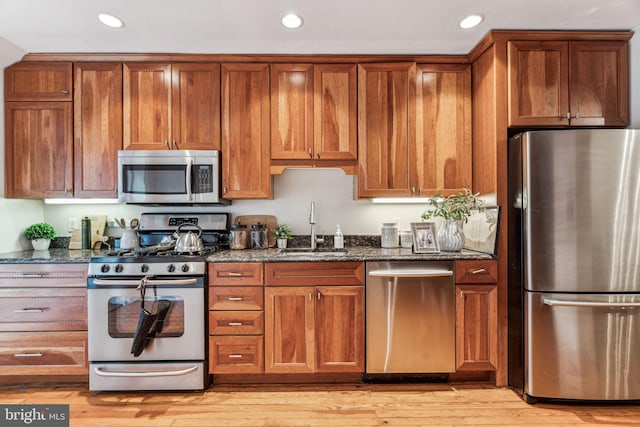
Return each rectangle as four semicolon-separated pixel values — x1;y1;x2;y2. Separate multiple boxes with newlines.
278;248;349;256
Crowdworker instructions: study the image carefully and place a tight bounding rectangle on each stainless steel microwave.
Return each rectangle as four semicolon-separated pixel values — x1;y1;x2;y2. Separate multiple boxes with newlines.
118;150;227;205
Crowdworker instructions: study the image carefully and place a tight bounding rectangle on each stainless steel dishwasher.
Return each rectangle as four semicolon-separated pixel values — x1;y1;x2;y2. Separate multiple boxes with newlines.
365;261;455;374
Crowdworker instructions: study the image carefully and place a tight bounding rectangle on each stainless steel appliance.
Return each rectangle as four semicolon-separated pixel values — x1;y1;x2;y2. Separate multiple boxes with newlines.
87;213;229;391
118;150;228;205
508;129;640;402
365;261;455;376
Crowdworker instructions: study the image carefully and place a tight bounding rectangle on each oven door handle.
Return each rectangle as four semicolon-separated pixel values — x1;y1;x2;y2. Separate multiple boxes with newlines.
92;278;198;287
93;365;199;377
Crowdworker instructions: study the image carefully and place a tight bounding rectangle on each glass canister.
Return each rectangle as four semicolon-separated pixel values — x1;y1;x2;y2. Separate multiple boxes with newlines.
251;223;269;249
230;224;250;249
381;221;399;248
400;230;413;248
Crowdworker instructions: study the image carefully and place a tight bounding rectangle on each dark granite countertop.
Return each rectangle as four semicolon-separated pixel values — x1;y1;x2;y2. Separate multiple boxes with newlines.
0;246;494;264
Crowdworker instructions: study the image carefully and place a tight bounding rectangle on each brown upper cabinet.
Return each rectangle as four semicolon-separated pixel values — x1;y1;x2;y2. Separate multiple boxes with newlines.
357;62;471;198
74;62;123;198
508;40;629;127
4;62;72;101
123;62;221;150
221;63;271;199
270;64;357;162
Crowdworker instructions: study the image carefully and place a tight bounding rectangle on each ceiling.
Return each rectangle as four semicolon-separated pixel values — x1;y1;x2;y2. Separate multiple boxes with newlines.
1;0;640;55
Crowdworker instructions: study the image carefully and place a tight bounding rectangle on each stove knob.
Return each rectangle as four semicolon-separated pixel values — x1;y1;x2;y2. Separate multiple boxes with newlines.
100;264;111;273
115;264;124;273
180;264;190;273
140;264;150;274
167;264;176;273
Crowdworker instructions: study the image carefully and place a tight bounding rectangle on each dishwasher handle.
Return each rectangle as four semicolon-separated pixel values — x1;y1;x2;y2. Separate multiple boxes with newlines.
368;268;453;278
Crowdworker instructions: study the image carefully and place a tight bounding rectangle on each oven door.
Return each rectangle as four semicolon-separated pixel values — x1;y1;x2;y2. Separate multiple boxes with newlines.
117;150;221;204
87;277;204;362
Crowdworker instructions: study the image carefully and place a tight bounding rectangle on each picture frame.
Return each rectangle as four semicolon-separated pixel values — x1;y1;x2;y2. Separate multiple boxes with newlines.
411;222;439;253
462;206;501;255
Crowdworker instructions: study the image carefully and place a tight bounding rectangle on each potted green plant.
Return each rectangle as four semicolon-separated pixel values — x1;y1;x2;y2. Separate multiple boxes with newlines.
24;222;56;250
273;224;292;249
421;188;483;251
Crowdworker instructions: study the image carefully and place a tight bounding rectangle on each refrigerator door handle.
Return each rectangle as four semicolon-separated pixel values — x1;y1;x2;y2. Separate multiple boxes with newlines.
543;298;640;309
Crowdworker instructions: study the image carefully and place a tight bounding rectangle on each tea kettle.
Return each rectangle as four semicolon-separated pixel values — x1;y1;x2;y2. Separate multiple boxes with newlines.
173;223;204;253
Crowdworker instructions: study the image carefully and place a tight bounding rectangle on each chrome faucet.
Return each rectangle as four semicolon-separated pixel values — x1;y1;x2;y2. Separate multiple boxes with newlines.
309;201;324;249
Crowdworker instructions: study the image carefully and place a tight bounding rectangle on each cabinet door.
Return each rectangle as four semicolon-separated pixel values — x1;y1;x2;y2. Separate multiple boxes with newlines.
508;41;569;126
415;64;471;196
5;102;73;198
4;62;72;101
270;64;314;160
569;41;629;127
221;63;271;199
73;62;122;197
314;64;357;160
315;286;364;372
265;287;314;373
123;63;171;150
171;63;221;150
455;284;497;371
357;63;415;197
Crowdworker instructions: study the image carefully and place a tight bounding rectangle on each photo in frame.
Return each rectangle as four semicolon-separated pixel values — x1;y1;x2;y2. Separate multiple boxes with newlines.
462;206;501;255
411;222;439;253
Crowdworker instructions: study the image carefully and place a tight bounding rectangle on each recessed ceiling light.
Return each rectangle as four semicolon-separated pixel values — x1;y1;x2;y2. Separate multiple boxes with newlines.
459;14;484;29
281;13;303;29
98;13;124;29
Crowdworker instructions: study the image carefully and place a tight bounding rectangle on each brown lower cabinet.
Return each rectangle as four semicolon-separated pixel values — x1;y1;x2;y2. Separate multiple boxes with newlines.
0;264;88;377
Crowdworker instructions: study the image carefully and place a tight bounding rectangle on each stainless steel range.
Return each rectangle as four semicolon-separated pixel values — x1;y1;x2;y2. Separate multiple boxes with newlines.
87;213;229;391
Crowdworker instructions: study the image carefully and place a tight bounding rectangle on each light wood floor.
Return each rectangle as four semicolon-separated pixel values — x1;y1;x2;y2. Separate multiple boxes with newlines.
1;382;640;426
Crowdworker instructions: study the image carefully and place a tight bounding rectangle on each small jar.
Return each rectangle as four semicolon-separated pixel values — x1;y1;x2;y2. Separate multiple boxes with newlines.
251;223;269;249
400;230;413;248
381;221;399;248
230;224;250;250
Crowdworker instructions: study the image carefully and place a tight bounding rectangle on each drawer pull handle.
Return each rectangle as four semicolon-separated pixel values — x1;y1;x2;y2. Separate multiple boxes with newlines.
227;272;243;277
227;297;243;301
228;354;243;359
470;268;487;274
14;308;44;313
14;353;43;357
228;322;243;326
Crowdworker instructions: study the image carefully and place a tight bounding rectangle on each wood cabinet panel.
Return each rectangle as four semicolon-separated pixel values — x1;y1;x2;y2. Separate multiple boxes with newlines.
5;101;73;198
123;62;172;150
4;62;72;101
569;41;629;126
315;286;364;372
209;287;264;311
73;62;122;197
455;284;498;371
0;264;86;287
171;63;221;150
455;259;498;284
221;63;271;199
265;287;315;373
357;62;415;197
209;335;264;373
0;288;87;332
0;331;87;375
209;262;264;286
265;262;365;286
271;64;314;160
415;64;472;195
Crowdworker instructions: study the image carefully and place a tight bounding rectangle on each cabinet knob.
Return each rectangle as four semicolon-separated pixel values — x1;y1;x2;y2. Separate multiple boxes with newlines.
308;148;313;158
165;140;170;149
61;89;69;95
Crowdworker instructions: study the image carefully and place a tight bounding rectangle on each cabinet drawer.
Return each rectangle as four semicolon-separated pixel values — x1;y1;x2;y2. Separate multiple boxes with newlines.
209;263;264;286
0;331;88;375
265;262;365;286
455;260;498;284
209;311;264;335
209;287;264;310
209;335;264;373
0;288;87;331
0;264;86;288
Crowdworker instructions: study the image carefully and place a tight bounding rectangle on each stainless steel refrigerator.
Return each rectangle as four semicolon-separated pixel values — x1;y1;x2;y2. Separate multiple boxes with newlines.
508;129;640;402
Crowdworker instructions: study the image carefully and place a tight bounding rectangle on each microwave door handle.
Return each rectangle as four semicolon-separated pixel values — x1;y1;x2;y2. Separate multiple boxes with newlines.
186;159;193;201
